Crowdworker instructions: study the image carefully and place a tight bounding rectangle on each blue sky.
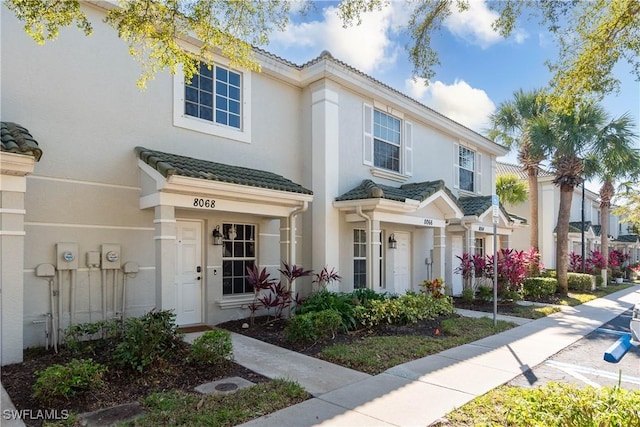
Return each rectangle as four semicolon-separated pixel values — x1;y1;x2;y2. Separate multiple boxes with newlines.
262;0;640;174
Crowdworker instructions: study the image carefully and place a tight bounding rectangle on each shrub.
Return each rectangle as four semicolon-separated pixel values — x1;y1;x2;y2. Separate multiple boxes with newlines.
567;272;593;291
64;319;122;355
460;288;475;303
350;288;387;305
476;285;492;302
299;290;358;332
190;329;233;364
113;309;183;373
284;309;342;343
595;273;604;287
355;293;454;328
312;309;343;339
419;278;446;298
522;277;557;299
33;358;107;402
285;312;316;342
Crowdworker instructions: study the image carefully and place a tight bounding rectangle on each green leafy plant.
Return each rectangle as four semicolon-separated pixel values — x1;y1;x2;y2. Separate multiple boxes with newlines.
113;309;183;373
476;285;492;302
33;358;107;402
285;309;342;343
567;272;594;291
298;290;358;332
460;288;475;303
522;277;557;299
190;329;233;364
64;319;122;355
355;293;454;328
419;278;446;298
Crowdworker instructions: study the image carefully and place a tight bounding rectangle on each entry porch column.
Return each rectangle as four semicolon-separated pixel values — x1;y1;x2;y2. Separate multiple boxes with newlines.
154;205;176;311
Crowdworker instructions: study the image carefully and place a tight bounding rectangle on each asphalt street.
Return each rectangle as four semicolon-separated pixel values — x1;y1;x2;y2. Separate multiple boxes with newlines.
509;308;640;390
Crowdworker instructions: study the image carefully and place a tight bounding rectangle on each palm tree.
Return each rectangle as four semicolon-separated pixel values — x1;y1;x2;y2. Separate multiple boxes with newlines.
489;89;549;251
496;173;529;206
531;102;611;294
583;113;640;282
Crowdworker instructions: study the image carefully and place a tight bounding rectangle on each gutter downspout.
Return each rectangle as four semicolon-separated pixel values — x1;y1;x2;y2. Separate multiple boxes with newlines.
356;206;373;290
288;201;308;295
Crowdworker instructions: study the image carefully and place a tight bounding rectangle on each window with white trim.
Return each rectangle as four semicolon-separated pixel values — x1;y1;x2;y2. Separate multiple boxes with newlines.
222;223;256;295
354;229;367;289
174;61;251;143
474;238;484;257
454;143;482;194
363;104;413;176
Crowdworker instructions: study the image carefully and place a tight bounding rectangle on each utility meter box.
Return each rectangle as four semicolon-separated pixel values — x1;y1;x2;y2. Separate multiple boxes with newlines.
101;244;121;269
56;243;78;270
86;251;101;268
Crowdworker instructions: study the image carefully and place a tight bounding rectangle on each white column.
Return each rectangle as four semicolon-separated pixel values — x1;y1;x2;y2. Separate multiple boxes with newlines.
371;221;381;290
310;80;341;274
154;205;176;311
433;227;446;282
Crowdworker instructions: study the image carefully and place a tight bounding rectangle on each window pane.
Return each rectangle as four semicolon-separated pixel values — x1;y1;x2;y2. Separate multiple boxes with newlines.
229;71;240;87
200;93;213;107
223;260;232;276
216;81;228;97
223;278;232;295
216;67;228;81
228;114;240;129
200;106;213;121
185;87;198;102
234;242;244;258
216;110;227;125
185;102;198;117
216;96;228;111
229;100;240;114
460;169;474;192
199;63;213;78
233;278;244;294
229;86;240;101
200;77;213;93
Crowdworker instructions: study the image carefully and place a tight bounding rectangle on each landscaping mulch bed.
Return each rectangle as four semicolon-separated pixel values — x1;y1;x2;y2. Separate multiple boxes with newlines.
452;294;563;314
1;340;268;427
218;314;450;358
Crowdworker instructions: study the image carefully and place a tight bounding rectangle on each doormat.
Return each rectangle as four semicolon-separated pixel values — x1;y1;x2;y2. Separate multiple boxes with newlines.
179;325;213;333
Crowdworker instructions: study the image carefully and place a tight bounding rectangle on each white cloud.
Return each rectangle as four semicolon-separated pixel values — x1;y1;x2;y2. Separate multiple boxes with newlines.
406;78;495;131
444;0;520;48
269;4;402;73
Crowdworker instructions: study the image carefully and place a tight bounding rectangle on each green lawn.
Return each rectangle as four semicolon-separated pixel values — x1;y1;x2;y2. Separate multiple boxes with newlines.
557;282;635;306
319;316;516;374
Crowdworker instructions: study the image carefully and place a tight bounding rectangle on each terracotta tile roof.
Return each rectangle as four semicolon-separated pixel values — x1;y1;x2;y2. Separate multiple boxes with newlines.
336;179;461;208
496;161;553;179
0;122;42;161
615;234;640;243
135;147;312;195
458;195;512;220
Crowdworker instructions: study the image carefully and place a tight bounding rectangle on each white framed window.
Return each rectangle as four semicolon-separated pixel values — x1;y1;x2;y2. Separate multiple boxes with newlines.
174;62;252;143
354;229;367;289
474;238;484;257
363;104;413;177
454;143;482;194
222;223;256;295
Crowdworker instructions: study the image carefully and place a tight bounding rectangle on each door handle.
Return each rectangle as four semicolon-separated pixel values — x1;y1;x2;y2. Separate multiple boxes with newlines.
197;276;201;281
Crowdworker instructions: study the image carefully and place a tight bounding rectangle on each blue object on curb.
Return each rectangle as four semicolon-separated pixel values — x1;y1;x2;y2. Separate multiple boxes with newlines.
603;333;633;363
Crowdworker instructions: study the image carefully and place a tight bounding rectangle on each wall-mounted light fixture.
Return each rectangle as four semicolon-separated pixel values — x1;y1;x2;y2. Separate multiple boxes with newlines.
388;233;397;249
212;225;223;245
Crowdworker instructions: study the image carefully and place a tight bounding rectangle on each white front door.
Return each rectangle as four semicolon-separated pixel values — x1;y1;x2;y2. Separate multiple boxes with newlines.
175;220;203;325
451;236;463;296
393;231;411;294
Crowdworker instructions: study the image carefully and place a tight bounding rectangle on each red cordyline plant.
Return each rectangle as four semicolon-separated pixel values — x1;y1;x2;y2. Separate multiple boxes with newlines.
608;249;628;268
312;266;342;291
586;250;606;272
568;252;583;273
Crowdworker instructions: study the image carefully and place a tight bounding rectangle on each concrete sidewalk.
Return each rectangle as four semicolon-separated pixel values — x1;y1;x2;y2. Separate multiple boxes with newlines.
236;285;640;427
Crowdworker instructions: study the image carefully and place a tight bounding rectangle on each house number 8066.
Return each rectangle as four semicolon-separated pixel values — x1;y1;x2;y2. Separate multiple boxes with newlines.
193;198;216;209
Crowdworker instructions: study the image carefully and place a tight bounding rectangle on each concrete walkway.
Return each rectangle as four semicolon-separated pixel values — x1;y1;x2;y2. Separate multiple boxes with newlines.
236;286;639;427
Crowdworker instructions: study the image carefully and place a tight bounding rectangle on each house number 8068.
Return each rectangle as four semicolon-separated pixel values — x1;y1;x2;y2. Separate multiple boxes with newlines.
193;198;216;209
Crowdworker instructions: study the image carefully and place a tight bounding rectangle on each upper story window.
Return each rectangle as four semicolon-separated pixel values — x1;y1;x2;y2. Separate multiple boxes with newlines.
185;63;241;129
174;60;252;143
454;143;482;194
374;110;401;172
363;103;413;179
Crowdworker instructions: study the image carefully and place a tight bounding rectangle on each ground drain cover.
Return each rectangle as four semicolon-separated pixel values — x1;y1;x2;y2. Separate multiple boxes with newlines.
195;377;254;395
215;382;238;391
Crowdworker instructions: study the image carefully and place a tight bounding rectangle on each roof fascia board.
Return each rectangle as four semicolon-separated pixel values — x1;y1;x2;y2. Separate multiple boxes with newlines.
333;198;415;213
167;175;313;204
0;152;37;176
417;190;465;218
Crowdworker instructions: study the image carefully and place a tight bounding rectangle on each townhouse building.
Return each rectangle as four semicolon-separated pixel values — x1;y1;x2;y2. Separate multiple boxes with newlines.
1;3;512;364
497;162;640;269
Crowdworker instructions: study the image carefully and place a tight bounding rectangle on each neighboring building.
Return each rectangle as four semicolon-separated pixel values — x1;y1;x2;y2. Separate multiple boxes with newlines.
1;3;511;364
497;162;640;269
